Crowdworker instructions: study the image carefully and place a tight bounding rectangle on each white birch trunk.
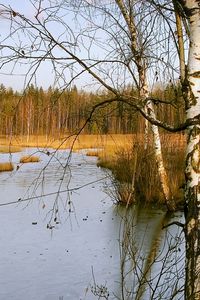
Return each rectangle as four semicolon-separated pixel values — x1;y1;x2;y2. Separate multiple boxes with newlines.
141;74;175;211
116;0;174;210
144;106;149;150
182;1;200;298
146;100;175;211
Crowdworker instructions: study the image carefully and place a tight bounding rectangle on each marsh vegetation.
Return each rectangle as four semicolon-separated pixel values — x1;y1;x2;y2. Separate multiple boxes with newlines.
20;155;40;163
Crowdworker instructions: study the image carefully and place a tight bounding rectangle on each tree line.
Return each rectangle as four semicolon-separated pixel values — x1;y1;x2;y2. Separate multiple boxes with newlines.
0;83;184;138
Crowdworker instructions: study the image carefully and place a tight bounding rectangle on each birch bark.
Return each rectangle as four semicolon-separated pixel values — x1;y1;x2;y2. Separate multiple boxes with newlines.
140;70;175;211
146;100;175;211
179;0;200;298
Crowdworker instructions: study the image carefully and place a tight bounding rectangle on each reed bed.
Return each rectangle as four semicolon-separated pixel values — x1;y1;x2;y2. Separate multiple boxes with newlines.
0;133;186;207
86;150;102;157
0;145;22;153
97;134;186;208
20;155;40;163
0;162;14;172
0;134;134;150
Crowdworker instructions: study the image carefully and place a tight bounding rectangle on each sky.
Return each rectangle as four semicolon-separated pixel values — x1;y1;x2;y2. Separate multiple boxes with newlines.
0;1;181;92
0;0;96;92
0;1;48;90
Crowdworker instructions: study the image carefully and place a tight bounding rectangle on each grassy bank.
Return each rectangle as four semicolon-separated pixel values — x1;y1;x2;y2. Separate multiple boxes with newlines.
0;134;186;207
0;145;22;153
0;134;133;150
0;162;14;172
95;134;186;208
20;155;40;163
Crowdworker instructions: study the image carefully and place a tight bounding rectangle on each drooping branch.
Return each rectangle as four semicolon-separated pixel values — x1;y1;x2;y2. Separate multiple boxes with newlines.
81;96;189;133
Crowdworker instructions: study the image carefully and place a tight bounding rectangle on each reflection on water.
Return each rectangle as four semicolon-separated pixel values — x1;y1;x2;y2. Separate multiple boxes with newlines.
0;148;184;299
116;205;185;300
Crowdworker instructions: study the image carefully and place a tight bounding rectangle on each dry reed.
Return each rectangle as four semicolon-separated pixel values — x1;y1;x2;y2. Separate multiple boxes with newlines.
0;134;134;150
20;155;40;163
0;145;22;153
0;162;14;172
86;149;103;157
0;133;186;207
97;134;186;208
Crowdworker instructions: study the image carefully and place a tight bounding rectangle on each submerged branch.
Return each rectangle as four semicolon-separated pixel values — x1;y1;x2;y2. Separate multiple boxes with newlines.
162;221;185;229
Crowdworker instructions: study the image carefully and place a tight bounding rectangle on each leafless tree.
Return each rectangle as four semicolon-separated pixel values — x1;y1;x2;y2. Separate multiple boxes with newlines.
0;0;200;298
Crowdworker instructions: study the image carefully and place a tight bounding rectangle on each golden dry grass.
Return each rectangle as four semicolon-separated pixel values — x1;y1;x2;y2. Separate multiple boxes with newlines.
20;155;40;163
0;162;14;172
0;133;186;206
0;134;135;150
97;133;186;207
0;135;56;149
0;145;22;153
86;149;103;156
73;134;133;150
0;133;186;151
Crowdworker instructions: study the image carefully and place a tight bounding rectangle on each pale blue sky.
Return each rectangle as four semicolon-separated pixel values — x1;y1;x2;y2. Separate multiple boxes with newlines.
1;1;50;90
0;1;181;92
0;0;95;91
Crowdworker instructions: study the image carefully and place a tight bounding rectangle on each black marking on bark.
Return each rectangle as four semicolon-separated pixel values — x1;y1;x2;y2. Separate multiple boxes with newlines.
185;170;192;182
186;118;200;130
179;0;200;19
192;125;200;136
188;6;200;17
188;85;198;106
191;143;200;172
186;127;200;148
185;127;200;182
185;186;200;292
182;65;198;107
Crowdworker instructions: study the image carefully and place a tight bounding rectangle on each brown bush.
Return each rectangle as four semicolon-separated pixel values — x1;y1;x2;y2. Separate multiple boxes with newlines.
20;155;40;163
0;162;14;172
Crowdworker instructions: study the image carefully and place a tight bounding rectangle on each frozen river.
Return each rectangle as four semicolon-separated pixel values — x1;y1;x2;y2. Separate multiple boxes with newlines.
0;148;184;299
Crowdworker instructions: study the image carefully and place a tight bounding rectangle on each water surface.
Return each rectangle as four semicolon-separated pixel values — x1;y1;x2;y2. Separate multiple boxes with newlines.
0;148;184;299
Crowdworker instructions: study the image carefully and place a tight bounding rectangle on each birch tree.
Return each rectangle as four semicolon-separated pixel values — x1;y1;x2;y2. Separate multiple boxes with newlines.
115;0;175;210
176;1;200;298
152;1;200;297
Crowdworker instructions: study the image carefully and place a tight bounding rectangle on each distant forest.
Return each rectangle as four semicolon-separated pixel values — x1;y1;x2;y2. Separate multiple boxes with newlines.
0;83;185;138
